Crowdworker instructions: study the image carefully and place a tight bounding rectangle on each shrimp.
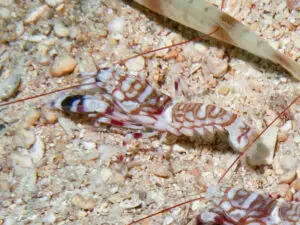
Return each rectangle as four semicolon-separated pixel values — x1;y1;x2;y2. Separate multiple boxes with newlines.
130;181;300;224
50;66;258;154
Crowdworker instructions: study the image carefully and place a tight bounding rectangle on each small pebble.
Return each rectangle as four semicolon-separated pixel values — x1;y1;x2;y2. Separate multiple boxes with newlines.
11;152;34;168
15;22;24;37
0;180;9;192
42;212;56;224
218;86;230;96
194;43;208;53
246;125;278;166
23;109;40;129
277;131;289;142
164;216;174;225
50;54;77;77
42;108;58;124
82;141;96;150
206;56;228;78
58;117;77;137
24;5;48;24
45;0;63;7
149;162;170;178
100;168;113;182
55;3;64;12
119;197;142;209
0;72;21;100
78;55;97;74
76;210;87;219
30;136;45;167
54;22;70;38
107;17;125;34
279;170;297;184
280;155;298;171
280;120;292;132
21;34;47;42
38;54;51;66
13;129;35;149
291;179;300;191
125;56;145;72
71;194;96;210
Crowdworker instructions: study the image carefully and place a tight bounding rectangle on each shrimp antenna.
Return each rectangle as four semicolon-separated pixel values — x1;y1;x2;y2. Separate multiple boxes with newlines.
0;82;97;107
117;27;220;65
127;197;205;225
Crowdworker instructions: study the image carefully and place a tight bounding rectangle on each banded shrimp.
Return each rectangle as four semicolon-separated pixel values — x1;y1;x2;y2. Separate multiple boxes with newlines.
0;0;300;224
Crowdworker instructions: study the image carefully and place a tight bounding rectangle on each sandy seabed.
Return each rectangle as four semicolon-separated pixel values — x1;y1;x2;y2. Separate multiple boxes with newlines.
0;0;300;224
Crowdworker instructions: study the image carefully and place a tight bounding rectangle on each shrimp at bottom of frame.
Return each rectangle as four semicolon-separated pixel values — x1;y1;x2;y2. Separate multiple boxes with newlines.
128;183;300;225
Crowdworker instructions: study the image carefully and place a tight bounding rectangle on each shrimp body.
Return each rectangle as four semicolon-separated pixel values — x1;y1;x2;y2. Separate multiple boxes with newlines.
166;102;257;152
52;67;258;152
197;185;300;225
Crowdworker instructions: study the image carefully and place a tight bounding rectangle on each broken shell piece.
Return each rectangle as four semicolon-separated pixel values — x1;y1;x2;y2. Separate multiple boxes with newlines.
100;168;113;183
54;22;70;38
23;109;40;129
246;125;278;166
42;108;58;124
0;72;21;101
57;117;77;137
71;194;96;210
30;135;45;167
125;56;145;72
149;162;171;178
205;56;228;78
24;5;48;24
13;129;35;149
280;155;298;172
11;152;34;169
45;0;63;7
119;196;142;209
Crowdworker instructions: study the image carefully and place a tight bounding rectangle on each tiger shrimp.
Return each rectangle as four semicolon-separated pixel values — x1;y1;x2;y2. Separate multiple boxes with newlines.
129;181;300;224
50;66;261;156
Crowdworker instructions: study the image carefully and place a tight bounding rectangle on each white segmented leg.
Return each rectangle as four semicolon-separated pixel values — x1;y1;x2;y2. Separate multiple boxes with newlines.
94;117;144;130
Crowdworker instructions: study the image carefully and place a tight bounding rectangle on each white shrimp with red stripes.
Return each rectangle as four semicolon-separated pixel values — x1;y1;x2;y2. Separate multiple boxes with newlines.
51;66;258;153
